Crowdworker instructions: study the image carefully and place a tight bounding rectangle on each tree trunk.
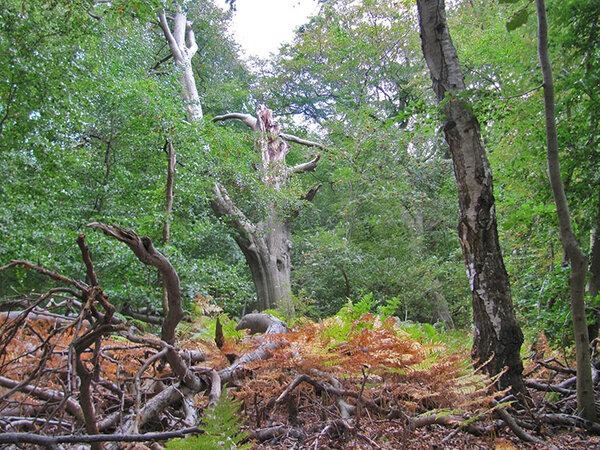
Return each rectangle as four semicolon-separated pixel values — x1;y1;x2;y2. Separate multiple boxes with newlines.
588;190;600;340
210;180;295;313
162;140;176;315
242;215;293;312
416;0;527;398
159;11;324;314
211;107;322;313
535;0;597;422
159;11;202;122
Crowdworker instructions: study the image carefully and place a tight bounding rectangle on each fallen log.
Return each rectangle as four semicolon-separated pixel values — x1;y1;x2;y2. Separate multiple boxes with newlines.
219;313;288;385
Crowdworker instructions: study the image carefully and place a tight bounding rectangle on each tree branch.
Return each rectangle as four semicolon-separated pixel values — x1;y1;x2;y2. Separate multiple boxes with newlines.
280;133;329;151
86;222;201;392
292;155;321;174
0;376;84;424
0;427;203;446
209;183;257;239
212;112;258;130
158;12;182;61
1;260;87;291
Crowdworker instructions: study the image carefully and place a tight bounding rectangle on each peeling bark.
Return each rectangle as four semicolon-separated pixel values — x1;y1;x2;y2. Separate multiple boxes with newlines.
416;0;526;397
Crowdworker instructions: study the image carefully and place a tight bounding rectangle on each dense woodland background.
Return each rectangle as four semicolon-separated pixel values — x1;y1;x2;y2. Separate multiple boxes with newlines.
1;0;600;447
2;0;598;341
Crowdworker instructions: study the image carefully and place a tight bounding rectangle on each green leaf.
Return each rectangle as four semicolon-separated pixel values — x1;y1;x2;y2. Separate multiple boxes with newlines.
506;8;530;31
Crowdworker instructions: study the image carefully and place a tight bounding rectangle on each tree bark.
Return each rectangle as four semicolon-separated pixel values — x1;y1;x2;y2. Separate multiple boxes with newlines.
588;190;600;340
416;0;527;397
211;106;322;313
158;11;202;122
535;0;597;422
158;10;322;313
87;222;203;393
162;140;176;315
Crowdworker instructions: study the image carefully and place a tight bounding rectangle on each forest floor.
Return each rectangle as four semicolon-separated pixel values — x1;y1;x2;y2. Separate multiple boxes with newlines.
1;306;599;449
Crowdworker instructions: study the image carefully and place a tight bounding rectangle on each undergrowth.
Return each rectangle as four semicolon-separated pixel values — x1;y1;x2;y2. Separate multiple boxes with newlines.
166;389;250;450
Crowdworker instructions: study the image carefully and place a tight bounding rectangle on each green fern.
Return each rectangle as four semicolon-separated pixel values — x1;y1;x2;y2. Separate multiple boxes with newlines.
166;389;250;449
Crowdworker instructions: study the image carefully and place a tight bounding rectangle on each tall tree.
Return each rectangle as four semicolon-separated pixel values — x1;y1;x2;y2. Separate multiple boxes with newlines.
158;6;324;313
416;0;527;397
535;0;597;422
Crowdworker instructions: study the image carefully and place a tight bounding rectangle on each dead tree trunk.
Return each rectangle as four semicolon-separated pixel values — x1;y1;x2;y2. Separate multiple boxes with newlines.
211;107;323;313
158;11;202;122
416;0;527;398
535;0;597;422
158;10;324;313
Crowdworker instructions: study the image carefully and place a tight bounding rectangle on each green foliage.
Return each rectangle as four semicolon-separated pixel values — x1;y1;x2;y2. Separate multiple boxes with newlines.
339;292;376;321
186;314;246;342
506;6;532;32
379;296;403;319
166;389;250;450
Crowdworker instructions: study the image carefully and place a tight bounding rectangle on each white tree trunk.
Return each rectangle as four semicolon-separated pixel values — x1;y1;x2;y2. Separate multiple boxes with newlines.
159;12;203;122
416;0;527;398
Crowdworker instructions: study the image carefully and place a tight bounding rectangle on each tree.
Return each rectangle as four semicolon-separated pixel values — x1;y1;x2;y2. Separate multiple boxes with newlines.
535;0;597;422
416;0;527;397
158;6;324;313
210;108;323;312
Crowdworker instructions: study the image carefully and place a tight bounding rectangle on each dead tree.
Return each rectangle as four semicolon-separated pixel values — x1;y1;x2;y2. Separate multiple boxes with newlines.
157;9;326;313
211;106;323;313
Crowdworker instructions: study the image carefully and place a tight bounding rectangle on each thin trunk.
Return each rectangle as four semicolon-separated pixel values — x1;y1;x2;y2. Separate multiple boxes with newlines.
162;140;176;315
97;139;112;214
535;0;597;421
588;191;600;340
416;0;526;398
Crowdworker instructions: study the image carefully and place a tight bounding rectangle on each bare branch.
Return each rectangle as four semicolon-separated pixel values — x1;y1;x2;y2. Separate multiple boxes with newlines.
77;234;99;287
186;20;198;58
158;12;182;61
301;184;322;202
86;222;201;392
212;112;258;130
1;260;87;291
280;133;329;151
209;183;257;239
292;155;321;174
0;427;202;446
0;376;84;424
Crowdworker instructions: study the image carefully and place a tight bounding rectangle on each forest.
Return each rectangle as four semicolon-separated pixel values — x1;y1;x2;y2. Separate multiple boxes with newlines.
0;0;599;448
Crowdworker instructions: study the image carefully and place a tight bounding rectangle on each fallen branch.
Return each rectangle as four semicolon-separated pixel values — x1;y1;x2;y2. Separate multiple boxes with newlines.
0;426;202;446
220;313;288;385
492;401;558;449
525;379;575;395
242;425;306;444
0;376;84;424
